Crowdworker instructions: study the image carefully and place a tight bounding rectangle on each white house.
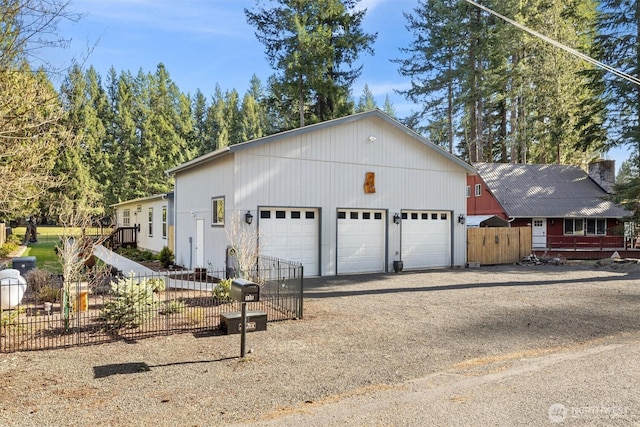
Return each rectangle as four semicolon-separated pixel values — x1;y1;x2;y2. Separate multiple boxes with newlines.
166;110;475;277
111;193;174;253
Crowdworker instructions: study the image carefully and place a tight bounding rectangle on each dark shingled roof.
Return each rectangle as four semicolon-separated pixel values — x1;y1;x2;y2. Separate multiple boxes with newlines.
474;162;631;218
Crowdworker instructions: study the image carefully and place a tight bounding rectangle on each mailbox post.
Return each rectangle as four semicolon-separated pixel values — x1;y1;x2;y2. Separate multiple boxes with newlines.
230;279;260;357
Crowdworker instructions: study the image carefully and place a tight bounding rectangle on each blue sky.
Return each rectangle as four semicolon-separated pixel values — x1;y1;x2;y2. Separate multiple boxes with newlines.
50;0;630;169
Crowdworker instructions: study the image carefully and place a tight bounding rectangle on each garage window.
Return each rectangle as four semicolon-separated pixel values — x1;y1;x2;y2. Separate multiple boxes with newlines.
350;212;358;219
306;211;315;219
440;213;448;220
431;213;438;220
211;197;224;226
422;213;428;220
402;212;408;220
338;212;346;219
411;213;418;220
374;212;382;220
291;211;301;219
261;211;271;219
276;210;286;219
363;212;371;219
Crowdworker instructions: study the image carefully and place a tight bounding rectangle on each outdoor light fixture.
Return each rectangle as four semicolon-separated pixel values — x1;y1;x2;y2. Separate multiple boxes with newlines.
245;211;253;225
458;214;466;225
393;213;401;225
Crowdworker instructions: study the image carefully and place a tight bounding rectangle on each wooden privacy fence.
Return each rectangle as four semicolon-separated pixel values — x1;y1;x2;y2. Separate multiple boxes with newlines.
467;227;532;265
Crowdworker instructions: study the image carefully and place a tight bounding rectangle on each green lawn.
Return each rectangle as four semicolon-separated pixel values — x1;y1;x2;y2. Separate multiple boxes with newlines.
22;241;62;273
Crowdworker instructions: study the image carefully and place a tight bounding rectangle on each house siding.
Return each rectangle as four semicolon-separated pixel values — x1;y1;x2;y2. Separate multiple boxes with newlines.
173;113;471;275
113;196;170;254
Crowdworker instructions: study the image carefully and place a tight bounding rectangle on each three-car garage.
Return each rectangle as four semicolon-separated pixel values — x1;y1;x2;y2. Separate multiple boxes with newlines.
258;207;452;276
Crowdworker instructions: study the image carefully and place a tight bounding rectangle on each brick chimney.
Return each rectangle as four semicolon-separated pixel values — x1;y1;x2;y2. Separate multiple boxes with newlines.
588;159;616;194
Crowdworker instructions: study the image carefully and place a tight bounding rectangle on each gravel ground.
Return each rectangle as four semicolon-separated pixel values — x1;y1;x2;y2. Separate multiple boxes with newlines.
1;260;640;426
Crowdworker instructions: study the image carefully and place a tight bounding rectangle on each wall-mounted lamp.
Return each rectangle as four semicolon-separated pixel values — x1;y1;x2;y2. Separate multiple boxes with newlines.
458;214;466;225
245;211;254;225
368;135;376;143
393;213;401;225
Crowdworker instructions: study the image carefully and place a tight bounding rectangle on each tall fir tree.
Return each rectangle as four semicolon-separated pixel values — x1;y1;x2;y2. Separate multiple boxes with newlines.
246;0;376;127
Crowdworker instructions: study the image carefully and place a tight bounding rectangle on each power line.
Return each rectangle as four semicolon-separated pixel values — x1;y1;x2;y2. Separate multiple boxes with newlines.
464;0;640;87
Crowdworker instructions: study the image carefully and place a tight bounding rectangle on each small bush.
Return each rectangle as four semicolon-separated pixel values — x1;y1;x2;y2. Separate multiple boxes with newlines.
6;234;21;245
0;307;25;331
147;278;166;293
0;242;18;258
157;247;174;268
38;285;61;303
100;275;159;329
160;299;186;315
213;279;233;303
24;268;54;292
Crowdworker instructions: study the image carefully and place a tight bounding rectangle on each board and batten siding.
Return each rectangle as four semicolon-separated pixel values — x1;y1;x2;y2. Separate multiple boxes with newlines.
173;155;236;269
113;196;170;254
232;116;467;275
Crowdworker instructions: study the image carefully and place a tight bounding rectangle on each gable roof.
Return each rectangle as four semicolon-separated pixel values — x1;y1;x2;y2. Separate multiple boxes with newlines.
166;109;476;176
474;162;630;218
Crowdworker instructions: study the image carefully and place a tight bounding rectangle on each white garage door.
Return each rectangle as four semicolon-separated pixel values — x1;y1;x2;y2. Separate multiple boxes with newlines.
259;208;320;277
337;209;386;274
401;211;451;269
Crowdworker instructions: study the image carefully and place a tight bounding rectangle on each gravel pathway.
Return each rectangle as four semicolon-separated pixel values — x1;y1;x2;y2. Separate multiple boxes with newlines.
1;261;639;426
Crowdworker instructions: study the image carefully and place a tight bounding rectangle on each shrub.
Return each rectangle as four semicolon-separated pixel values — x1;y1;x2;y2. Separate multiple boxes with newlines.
100;275;159;329
6;234;21;245
0;242;18;258
24;268;54;292
147;278;166;293
157;246;174;268
160;299;186;315
213;279;233;303
38;285;61;303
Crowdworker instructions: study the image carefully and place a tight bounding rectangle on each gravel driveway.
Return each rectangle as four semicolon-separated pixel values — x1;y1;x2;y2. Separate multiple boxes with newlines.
1;261;639;426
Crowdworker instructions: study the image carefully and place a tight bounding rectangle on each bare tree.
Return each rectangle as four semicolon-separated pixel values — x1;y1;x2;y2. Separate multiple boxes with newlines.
225;212;259;278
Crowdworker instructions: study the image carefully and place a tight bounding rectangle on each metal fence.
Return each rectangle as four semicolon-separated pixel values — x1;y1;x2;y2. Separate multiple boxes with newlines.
0;256;303;353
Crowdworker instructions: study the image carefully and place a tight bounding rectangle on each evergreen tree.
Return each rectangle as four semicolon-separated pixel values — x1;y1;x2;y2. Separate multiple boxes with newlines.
356;84;377;112
596;0;640;168
245;0;376;127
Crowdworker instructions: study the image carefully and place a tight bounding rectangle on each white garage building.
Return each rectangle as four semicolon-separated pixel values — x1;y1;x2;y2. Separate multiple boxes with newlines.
167;110;475;277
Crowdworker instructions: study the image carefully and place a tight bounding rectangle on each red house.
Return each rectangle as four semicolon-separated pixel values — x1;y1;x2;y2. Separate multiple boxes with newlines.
467;160;632;258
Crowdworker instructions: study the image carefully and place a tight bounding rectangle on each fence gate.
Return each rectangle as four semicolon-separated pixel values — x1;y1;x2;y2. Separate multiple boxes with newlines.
467;227;532;265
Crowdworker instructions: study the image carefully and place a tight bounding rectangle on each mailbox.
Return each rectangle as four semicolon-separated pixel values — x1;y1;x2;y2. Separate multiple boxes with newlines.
230;279;260;302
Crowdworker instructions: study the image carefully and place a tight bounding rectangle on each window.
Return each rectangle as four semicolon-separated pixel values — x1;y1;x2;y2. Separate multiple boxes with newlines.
466;185;471;198
533;220;543;227
123;209;130;226
276;210;286;219
422;213;428;220
475;184;482;197
564;218;606;236
148;208;153;237
291;211;301;219
211;197;225;226
363;212;371;220
564;218;585;235
350;212;358;220
306;211;315;219
162;206;167;239
440;213;448;220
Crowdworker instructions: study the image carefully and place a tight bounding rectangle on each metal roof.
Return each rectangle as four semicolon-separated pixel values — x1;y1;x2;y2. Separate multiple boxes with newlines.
474;162;631;218
166;109;476;176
